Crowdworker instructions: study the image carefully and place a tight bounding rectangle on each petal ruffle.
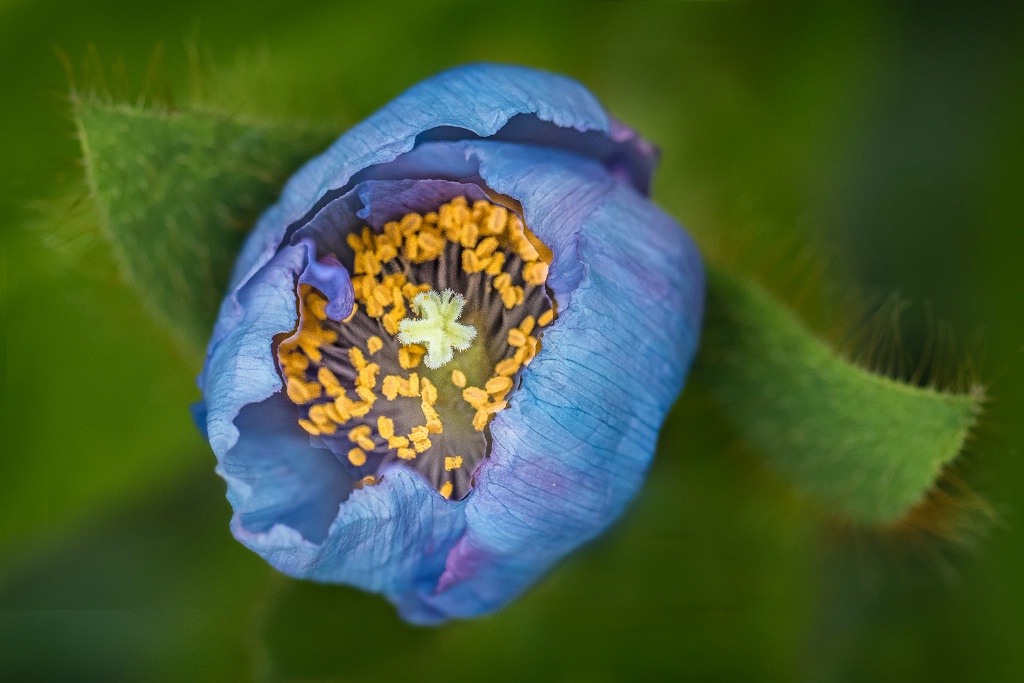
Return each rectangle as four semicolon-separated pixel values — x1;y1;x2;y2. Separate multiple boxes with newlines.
222;394;467;615
209;63;655;356
203;245;307;456
407;149;704;620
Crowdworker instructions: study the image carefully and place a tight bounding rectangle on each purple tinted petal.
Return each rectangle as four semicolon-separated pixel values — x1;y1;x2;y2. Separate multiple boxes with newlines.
224;408;467;618
421;173;704;620
306;466;467;625
297;238;354;321
330;139;618;306
216;64;654;324
291;178;492;258
202;245;306;456
223;394;352;545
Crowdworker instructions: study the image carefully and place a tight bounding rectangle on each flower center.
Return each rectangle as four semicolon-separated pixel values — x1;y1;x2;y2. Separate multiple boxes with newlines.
275;197;556;500
398;289;477;369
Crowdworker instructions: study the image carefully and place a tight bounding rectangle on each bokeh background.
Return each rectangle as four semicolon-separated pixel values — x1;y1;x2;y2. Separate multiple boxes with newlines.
2;1;1022;681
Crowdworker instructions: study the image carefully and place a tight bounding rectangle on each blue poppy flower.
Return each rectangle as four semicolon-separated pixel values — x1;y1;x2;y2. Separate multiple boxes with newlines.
196;63;704;624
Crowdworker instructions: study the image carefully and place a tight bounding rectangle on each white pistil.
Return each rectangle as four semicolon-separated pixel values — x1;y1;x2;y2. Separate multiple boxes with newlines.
397;289;477;369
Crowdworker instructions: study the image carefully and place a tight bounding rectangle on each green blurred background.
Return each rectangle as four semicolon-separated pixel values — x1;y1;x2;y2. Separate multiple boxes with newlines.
2;1;1022;681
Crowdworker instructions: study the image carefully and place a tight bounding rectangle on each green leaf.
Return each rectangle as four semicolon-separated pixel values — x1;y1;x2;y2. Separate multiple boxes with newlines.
74;98;335;355
73;98;981;526
693;265;983;524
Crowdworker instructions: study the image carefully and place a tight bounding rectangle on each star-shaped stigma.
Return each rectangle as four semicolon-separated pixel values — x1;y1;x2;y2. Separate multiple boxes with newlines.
397;289;478;369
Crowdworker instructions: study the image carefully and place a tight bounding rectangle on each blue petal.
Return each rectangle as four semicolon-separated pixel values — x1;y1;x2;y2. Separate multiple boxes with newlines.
294;179;492;251
221;395;467;624
332;139;617;305
296;239;353;321
420;149;704;619
210;63;656;356
303;465;466;625
202;245;307;457
199;66;702;624
223;394;352;546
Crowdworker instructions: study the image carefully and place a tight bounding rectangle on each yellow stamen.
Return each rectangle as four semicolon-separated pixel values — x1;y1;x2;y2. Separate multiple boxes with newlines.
317;367;342;396
384;220;403;247
538;309;554;327
382;375;400;401
481;204;507;235
400;212;422;236
350;401;373;418
367;335;383;355
500;285;524;309
418;230;444;256
451;369;467;388
306;294;328;320
279;350;308;374
348;448;367;466
485;376;513;395
439;481;453;499
485;252;505;276
348;425;371;442
373;284;393;307
485;400;508;415
347;425;374;451
383;308;404;336
333;394;354;421
445;456;463;471
308;404;331;426
357;363;380;390
364;295;383;318
420;376;438;405
516;238;540;263
462;386;489;409
421;402;443;434
286;378;322;405
402;283;421;301
403;235;420;261
376;243;398;263
475;236;499;259
377;415;395;440
524;229;553;264
397;447;417;460
507;328;527;347
462;250;482;274
398;344;425;369
522;261;549;286
495;357;521;377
